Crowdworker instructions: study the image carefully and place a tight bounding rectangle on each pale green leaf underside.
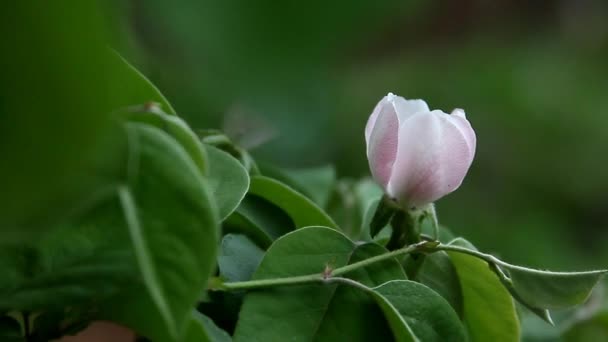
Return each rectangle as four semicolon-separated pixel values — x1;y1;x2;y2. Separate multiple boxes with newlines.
205;145;250;220
504;264;607;310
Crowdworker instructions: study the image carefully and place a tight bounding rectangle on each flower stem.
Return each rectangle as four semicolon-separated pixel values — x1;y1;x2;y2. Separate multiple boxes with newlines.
332;241;427;277
214;242;510;293
369;195;399;238
387;208;427;279
325;277;373;292
433;244;503;265
386;209;417;250
217;273;325;291
215;240;432;292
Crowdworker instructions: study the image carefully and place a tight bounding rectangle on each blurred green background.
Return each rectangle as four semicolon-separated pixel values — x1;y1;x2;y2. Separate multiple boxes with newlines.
107;0;608;270
2;0;606;280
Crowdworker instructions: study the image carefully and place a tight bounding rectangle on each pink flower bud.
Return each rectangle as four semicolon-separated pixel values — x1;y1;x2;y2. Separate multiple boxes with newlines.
365;93;476;207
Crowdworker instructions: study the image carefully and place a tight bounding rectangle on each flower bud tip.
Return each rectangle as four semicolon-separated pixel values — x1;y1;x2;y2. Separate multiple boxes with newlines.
451;108;466;118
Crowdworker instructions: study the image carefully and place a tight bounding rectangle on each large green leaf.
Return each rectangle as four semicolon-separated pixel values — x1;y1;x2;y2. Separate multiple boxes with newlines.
447;238;520;342
0;6;181;237
218;234;264;282
372;280;465;342
417;251;464;317
500;264;607;311
368;289;417;342
0;121;219;340
0;198;136;311
248;176;338;230
205;145;250;220
233;226;404;341
104;124;219;340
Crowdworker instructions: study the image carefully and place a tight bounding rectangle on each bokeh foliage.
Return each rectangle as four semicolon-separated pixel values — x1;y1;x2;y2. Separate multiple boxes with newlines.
108;0;608;270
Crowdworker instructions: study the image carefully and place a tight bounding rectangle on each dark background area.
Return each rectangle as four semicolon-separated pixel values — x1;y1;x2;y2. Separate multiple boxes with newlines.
107;0;608;270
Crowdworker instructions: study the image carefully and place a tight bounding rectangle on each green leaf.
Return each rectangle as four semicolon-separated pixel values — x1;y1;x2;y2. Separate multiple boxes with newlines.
368;196;397;238
354;178;384;214
447;238;520;342
109;51;176;115
417;251;464;317
444;237;606;321
125;110;209;176
372;280;466;342
436;225;457;244
223;212;272;249
104;124;219;340
347;242;408;284
0;122;218;340
360;198;382;241
233;226;404;341
218;234;264;282
197;313;233;342
0;19;184;237
518;305;562;342
325;179;360;238
205;145;250;220
182;310;231;342
198;290;243;338
500;264;607;311
259;164;336;208
419;223;456;245
354;178;384;240
248;176;338;230
503;283;554;326
0;198;137;311
440;238;554;325
281;166;336;209
358;198;393;246
368;288;417;342
224;192;297;250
